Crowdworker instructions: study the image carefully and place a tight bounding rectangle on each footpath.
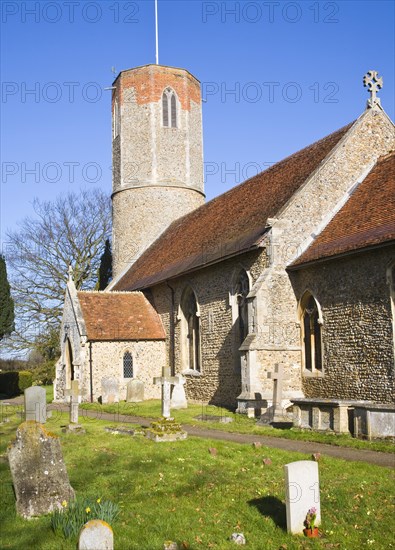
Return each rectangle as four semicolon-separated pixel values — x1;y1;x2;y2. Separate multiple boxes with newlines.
2;397;394;468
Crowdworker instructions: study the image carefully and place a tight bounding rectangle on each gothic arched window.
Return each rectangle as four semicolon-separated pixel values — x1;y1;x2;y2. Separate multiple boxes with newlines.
235;270;250;346
180;287;200;372
123;352;133;378
162;87;178;128
300;292;323;372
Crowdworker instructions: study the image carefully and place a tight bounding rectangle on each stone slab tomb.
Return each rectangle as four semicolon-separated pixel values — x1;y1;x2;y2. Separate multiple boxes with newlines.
284;460;321;534
24;386;47;423
7;421;75;518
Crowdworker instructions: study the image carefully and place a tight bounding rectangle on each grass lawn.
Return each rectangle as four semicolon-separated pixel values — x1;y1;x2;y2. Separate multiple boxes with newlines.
80;398;395;454
1;408;394;549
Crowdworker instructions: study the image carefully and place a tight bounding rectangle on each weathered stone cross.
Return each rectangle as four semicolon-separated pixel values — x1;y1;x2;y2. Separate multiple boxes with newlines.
154;367;180;419
267;363;288;422
363;70;383;107
64;380;80;424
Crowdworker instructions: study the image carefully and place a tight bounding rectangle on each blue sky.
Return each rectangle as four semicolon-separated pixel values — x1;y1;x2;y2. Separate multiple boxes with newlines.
1;0;394;249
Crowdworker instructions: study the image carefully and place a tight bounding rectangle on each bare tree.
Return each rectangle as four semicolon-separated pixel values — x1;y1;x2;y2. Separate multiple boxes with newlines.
4;189;111;354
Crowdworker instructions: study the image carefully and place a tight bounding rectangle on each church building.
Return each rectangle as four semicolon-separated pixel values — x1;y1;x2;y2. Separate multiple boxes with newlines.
55;64;395;438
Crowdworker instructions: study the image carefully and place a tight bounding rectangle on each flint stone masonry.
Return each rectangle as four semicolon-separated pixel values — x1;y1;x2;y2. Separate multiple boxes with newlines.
78;519;114;550
7;422;75;518
151;250;267;408
289;247;394;405
126;379;144;402
101;377;119;404
284;460;321;534
25;386;47;423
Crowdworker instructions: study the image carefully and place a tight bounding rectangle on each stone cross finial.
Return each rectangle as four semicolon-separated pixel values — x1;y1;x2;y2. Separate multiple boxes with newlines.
68;264;74;282
363;70;383;108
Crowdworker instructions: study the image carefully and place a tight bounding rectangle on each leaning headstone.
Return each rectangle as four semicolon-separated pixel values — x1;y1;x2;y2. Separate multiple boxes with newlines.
284;460;321;534
7;421;75;518
101;377;119;404
170;375;187;410
126;379;144;403
79;519;114;550
25;386;47;423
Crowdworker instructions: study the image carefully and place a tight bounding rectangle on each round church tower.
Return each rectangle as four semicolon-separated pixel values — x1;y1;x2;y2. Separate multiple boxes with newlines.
111;64;205;278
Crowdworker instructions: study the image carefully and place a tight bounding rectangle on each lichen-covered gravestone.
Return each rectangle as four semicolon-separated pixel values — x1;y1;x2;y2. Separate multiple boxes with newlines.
7;421;75;518
101;377;119;404
24;386;47;423
126;379;144;402
79;519;114;549
284;460;321;534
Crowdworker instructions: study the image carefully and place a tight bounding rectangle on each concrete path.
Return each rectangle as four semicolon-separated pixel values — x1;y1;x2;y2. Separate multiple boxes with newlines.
2;398;394;468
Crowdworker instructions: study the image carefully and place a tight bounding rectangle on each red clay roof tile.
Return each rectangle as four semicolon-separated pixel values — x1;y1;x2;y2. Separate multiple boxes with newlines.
114;121;354;290
77;291;165;341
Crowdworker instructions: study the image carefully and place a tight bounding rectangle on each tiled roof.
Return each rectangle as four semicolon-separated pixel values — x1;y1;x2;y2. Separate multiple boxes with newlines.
77;291;165;341
290;151;395;268
114;121;354;291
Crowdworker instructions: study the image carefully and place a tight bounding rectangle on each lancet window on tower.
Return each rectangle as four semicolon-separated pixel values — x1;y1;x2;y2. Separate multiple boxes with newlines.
113;99;120;139
300;292;323;372
162;87;178;128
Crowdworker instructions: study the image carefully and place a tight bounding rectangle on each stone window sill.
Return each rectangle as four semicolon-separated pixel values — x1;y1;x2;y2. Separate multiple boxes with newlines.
302;370;325;378
182;369;202;377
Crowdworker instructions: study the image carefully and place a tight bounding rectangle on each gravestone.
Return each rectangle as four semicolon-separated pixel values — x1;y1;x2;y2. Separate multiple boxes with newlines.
170;375;187;410
126;379;144;403
65;380;80;424
25;386;47;423
101;377;119;404
153;368;181;418
63;380;85;434
284;460;321;534
7;421;75;518
79;519;114;550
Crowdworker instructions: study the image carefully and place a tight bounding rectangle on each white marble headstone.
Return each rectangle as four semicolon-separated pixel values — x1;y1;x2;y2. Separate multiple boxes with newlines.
24;386;47;423
284;460;321;534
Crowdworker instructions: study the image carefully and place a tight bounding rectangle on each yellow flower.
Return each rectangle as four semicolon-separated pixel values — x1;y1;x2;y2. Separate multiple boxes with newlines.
61;500;67;507
97;498;101;504
85;507;91;513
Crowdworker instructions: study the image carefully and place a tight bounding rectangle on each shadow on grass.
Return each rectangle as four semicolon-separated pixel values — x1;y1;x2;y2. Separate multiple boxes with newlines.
248;496;286;530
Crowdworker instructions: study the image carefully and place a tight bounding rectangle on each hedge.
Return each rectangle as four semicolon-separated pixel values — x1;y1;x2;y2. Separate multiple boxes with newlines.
0;370;33;396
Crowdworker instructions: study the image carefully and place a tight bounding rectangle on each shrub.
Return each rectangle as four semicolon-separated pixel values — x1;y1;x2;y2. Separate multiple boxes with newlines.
18;370;33;392
31;361;56;386
0;371;19;396
51;497;119;540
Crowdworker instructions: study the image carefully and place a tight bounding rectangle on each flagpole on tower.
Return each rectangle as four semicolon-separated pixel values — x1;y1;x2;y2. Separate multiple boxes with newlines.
155;0;159;65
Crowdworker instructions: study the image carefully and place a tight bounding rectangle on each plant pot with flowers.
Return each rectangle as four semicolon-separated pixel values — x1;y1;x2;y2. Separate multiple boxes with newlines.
303;507;319;537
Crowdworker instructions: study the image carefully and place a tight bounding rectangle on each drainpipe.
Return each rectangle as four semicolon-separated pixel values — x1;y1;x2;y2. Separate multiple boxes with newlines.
166;281;176;376
89;342;93;402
